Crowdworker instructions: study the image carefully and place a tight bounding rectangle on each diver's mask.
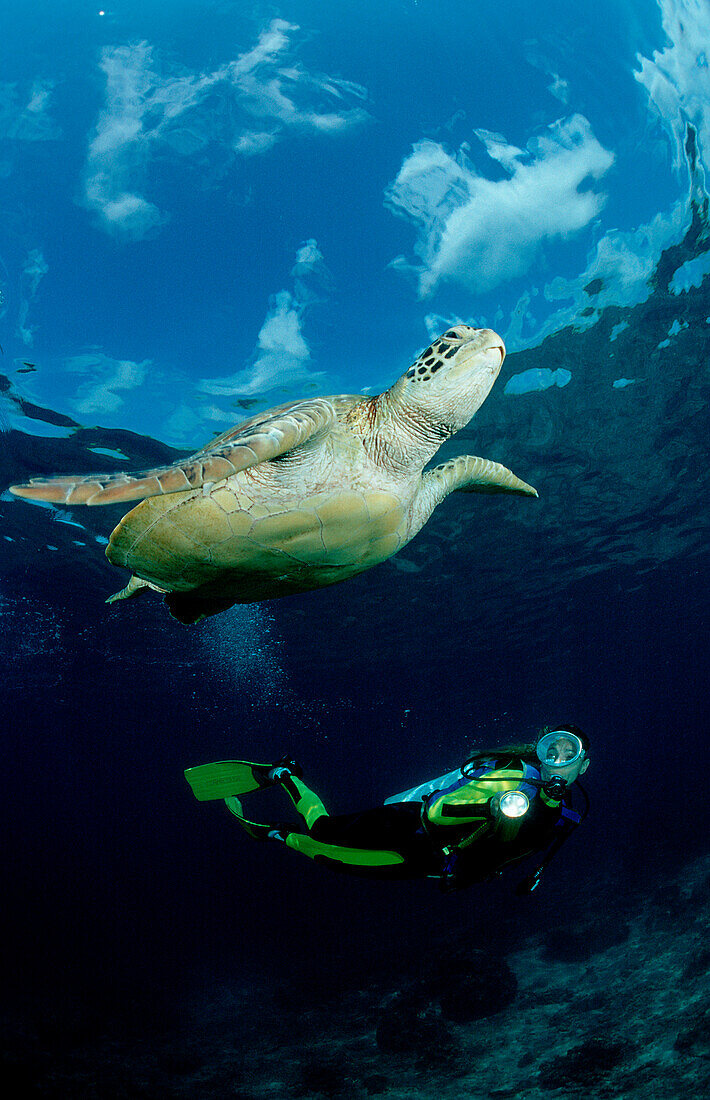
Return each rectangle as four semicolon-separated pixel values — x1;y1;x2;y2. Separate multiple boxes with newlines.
536;731;586;798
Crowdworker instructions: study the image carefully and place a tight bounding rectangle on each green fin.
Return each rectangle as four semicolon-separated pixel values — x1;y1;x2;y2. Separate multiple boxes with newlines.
224;795;274;840
223;796;406;863
184;759;272;801
285;833;405;866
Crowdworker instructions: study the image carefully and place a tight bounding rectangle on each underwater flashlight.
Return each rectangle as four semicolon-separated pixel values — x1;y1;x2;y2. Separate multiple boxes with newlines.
499;791;529;818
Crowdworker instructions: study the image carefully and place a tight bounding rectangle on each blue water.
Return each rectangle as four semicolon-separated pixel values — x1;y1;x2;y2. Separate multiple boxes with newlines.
2;2;710;1095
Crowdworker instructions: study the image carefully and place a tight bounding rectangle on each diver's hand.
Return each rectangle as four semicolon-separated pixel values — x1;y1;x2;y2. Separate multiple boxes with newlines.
489;794;502;817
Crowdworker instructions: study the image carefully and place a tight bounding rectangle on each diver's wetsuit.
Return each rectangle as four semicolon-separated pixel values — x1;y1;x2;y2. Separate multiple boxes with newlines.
258;757;582;890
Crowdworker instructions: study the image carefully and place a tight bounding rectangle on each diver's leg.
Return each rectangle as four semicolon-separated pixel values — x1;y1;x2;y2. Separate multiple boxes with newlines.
223;765;329;844
278;774;329;832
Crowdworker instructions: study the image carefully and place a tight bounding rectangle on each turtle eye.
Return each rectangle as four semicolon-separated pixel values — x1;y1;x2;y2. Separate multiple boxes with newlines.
444;330;458;340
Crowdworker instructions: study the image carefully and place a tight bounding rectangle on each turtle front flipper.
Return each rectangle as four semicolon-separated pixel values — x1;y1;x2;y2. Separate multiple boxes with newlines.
425;455;538;498
412;454;538;535
407;451;534;541
8;398;336;506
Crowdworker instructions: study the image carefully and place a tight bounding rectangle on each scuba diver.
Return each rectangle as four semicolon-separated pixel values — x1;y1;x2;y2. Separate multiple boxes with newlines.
185;726;590;894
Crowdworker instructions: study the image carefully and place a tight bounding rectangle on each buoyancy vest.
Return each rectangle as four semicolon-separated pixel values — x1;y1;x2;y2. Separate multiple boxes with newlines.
425;758;546;826
428;759;584;889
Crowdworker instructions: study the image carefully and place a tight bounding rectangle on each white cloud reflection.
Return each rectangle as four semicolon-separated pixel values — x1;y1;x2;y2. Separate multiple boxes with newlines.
17;250;48;347
385;114;614;298
0;79;61;142
83;20;369;239
199;239;328;400
502;0;710;351
504;367;571;396
66;352;149;417
635;0;710;180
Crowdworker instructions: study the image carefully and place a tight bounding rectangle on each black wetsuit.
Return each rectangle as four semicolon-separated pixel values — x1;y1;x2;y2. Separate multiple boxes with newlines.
282;756;582;889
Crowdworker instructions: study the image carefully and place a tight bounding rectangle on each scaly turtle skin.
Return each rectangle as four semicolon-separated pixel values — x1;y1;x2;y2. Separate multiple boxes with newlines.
10;325;537;623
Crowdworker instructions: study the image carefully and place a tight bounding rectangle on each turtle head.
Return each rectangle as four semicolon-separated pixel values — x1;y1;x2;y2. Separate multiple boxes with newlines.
390;325;506;436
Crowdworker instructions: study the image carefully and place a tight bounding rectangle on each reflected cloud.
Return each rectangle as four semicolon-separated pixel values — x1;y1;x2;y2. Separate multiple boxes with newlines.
669;249;710;293
385;114;613;298
198;239;329;400
82;20;369;239
66;352;150;417
503;0;710;350
0;79;61;143
635;0;710;180
17;250;48;347
523;44;571;105
612;377;639;388
504;367;571;396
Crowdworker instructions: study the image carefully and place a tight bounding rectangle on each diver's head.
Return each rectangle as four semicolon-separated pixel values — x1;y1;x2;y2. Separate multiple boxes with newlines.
536;725;589;788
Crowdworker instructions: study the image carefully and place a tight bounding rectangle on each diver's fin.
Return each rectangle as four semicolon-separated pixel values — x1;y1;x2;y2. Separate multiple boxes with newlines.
223;796;404;864
184;760;274;801
224;795;283;841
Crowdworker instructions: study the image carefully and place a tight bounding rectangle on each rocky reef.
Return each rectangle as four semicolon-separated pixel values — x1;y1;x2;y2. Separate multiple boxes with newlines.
3;854;710;1098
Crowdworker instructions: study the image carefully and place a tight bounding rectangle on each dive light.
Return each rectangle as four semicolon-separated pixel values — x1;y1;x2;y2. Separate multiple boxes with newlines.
499;790;530;818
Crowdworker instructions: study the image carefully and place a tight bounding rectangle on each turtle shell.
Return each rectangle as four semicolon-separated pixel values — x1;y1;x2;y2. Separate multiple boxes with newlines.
106;478;407;604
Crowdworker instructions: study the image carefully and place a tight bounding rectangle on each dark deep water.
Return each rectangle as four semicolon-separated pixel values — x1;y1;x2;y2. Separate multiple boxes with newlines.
2;224;710;1096
2;557;710;1096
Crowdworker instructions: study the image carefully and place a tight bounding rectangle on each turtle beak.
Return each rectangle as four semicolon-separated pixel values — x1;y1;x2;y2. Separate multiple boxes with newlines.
480;331;505;367
480;342;505;377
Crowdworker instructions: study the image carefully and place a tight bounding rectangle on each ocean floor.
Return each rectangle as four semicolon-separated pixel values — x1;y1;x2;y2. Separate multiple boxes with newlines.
4;854;710;1099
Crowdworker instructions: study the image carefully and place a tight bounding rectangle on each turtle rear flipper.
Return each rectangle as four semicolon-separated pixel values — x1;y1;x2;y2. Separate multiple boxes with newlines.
106;575;167;604
106;576;231;620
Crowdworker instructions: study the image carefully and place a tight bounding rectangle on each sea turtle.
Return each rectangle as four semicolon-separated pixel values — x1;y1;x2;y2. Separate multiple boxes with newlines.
10;325;537;623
